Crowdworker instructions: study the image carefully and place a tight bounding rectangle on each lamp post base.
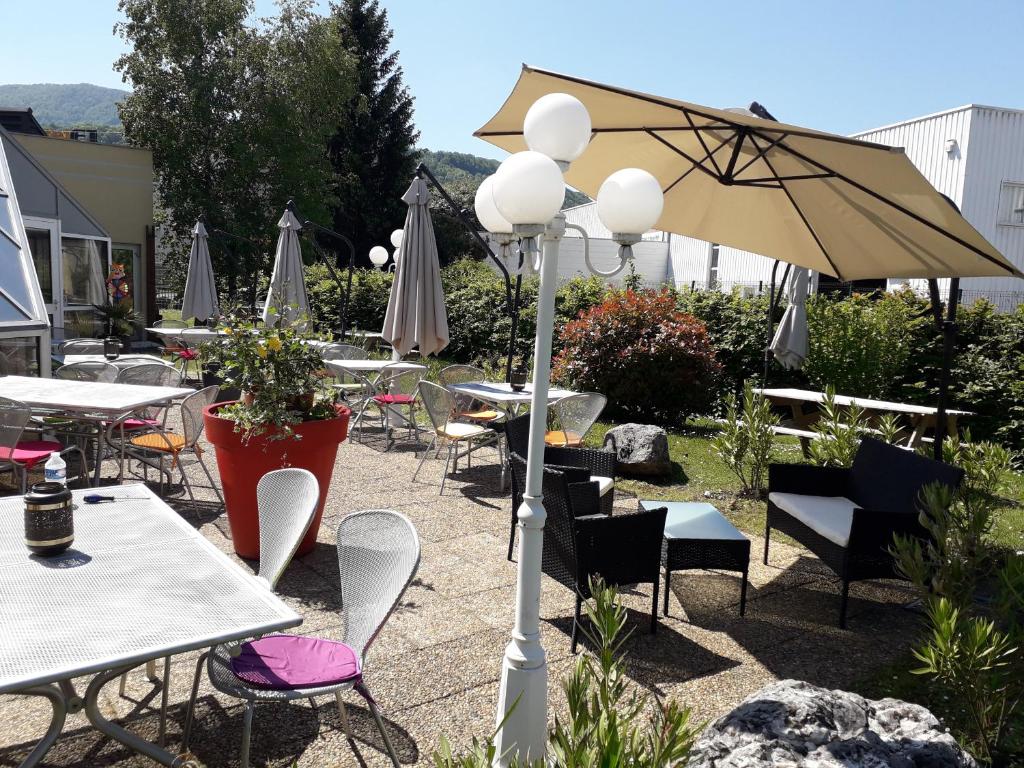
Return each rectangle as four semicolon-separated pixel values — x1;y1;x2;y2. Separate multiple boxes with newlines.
493;633;547;765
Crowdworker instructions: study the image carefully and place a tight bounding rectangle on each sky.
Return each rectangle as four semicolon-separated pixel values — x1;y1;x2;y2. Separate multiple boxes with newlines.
2;1;1023;160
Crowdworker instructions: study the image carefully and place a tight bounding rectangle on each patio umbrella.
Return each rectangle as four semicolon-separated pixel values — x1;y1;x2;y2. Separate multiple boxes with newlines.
476;66;1020;282
181;220;219;322
476;65;1023;458
381;177;449;357
263;209;309;327
770;266;810;370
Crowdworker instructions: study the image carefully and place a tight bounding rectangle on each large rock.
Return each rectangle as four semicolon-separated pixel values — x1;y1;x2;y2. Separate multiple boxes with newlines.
602;423;671;477
689;680;976;768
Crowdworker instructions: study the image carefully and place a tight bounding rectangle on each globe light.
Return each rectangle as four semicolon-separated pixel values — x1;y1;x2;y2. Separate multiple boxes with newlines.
368;245;389;268
473;176;513;235
596;168;664;235
393;246;401;264
523;93;592;163
390;229;404;248
491;151;565;226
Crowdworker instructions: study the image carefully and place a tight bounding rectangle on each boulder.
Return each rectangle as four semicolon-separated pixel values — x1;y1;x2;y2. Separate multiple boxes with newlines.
602;423;671;477
688;679;976;768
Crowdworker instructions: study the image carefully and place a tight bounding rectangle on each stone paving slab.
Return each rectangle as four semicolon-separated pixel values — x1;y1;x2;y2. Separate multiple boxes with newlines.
0;416;919;767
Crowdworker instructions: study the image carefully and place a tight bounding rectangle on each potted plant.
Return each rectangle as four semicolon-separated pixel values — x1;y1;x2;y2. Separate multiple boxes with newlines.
200;315;350;559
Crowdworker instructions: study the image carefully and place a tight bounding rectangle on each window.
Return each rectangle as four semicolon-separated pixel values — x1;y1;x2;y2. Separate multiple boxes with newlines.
707;243;720;289
997;181;1024;226
61;237;108;306
26;229;53;304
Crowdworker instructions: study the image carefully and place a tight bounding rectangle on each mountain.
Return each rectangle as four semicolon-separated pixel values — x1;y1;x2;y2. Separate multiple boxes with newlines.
418;148;591;209
0;83;128;143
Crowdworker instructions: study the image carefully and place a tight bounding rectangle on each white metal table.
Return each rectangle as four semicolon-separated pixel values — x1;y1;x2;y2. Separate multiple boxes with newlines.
0;376;193;485
447;381;577;416
144;328;227;343
323;359;425;374
0;484;301;767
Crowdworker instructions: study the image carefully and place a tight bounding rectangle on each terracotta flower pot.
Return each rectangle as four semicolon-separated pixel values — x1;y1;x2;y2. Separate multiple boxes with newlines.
203;402;350;559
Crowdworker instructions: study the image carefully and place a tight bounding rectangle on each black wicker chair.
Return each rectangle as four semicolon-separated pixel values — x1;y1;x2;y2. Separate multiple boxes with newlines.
510;451;666;652
765;437;964;628
505;413;616;560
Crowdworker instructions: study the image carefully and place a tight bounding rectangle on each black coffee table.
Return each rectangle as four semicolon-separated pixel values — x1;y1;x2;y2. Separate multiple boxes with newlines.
639;500;750;616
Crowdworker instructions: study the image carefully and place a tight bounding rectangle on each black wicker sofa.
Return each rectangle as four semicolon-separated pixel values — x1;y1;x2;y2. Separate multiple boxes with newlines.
765;436;963;628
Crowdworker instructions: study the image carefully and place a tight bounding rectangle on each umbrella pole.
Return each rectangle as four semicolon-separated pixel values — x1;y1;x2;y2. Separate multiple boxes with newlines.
506;268;523;381
762;260;790;386
930;277;960;461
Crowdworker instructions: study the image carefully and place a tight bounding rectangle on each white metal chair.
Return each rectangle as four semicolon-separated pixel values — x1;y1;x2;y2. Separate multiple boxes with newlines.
186;507;418;768
438;364;505;425
321;343;373;400
152;319;201;383
0;397;88;492
58;338;105;355
124;385;221;511
546;392;607;447
414;381;500;494
54;361;120;383
354;363;423;450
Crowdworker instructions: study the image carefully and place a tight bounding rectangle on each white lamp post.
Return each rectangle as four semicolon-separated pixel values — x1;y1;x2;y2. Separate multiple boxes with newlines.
479;92;663;765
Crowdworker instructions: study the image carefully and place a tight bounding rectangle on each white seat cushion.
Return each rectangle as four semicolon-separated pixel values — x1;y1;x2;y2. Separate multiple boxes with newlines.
768;492;857;548
439;421;491;440
591;475;614;497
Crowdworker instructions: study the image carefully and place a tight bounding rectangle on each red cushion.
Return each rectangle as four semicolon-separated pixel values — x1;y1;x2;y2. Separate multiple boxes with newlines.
176;349;199;360
0;441;63;469
373;394;414;405
122;417;161;429
230;634;361;689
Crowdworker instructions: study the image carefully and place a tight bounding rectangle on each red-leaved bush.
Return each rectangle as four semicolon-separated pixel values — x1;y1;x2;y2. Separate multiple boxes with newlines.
552;289;721;425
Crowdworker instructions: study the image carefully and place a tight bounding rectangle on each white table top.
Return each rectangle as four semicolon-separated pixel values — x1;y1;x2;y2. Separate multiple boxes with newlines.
0;376;192;416
754;387;972;417
0;484;300;693
62;353;169;368
324;359;426;374
448;381;577;406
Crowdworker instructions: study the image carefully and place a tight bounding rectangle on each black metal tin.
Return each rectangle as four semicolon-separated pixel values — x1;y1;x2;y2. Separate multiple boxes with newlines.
24;482;74;556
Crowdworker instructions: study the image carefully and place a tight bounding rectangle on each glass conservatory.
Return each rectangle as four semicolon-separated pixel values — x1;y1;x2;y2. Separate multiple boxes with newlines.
0;131;51;376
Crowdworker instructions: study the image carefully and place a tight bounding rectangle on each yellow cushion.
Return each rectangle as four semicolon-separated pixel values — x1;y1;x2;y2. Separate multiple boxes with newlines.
457;409;501;421
130;432;186;453
544;430;583;447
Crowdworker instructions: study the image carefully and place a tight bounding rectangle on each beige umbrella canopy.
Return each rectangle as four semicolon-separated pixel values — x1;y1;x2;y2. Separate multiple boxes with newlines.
475;66;1021;281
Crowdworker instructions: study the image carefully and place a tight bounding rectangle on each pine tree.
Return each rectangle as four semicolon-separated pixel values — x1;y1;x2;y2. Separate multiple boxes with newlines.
328;0;419;267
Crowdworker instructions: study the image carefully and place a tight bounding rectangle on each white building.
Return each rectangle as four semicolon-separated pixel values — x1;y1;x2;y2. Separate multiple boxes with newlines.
563;104;1024;310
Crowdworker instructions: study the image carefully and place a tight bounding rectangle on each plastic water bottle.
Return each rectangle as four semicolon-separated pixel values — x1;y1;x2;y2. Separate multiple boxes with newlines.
44;452;67;486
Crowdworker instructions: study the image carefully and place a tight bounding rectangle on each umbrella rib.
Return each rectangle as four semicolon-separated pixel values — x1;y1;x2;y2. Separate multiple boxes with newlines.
731;133;787;179
750;134;845;280
645;130;724;183
682;110;725;177
752;130;1016;274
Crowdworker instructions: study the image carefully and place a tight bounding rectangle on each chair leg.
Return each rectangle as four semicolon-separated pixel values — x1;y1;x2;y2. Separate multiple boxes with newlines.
335;691;353;739
507;517;517;562
838;579;850;629
650;581;659;634
663;568;671;616
355;683;400;768
196;452;223;504
182;651;210;750
571;595;582;654
413;435;435;481
439;443;454;496
158;655;171;747
239;700;255;768
739;567;749;617
763;520;771;565
176;454;199;514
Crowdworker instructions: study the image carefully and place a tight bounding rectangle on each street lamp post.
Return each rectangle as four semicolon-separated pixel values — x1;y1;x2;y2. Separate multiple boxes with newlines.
478;93;663;764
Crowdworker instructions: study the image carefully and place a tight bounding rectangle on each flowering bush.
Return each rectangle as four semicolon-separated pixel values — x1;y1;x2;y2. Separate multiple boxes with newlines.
552;289;721;425
200;313;337;441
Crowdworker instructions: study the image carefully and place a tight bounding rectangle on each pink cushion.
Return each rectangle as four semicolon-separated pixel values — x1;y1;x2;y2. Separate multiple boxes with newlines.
374;394;414;405
122;417;160;429
230;635;361;689
176;349;199;360
0;441;62;469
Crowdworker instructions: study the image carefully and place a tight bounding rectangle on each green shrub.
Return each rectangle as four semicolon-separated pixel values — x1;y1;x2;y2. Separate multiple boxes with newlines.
712;383;778;495
553;289;721;425
431;578;699;767
806;386;870;468
303;263;393;334
804;291;923;399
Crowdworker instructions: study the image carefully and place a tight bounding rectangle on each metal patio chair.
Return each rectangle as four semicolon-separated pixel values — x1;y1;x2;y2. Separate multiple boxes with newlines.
414;381;501;495
354;363;423;450
321;343;374;401
124;385;221;511
0;397;88;492
58;338;105;355
152;319;201;382
438;364;505;425
184;508;420;768
546;392;607;447
54;360;119;383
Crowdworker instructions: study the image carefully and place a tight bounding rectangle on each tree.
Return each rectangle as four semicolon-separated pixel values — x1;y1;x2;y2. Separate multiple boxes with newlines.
327;0;419;267
115;0;356;302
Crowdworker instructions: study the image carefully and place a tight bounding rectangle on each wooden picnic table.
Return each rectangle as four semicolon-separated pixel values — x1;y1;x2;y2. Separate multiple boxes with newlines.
753;387;973;449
